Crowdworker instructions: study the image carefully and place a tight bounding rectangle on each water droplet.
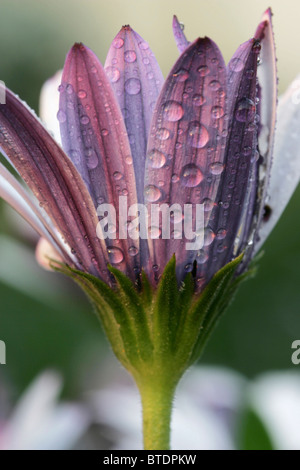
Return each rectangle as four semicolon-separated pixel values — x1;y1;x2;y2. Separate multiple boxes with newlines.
149;226;161;238
80;115;90;125
107;246;124;264
171;174;179;183
113;37;124;49
113;171;123;180
78;90;87;99
66;84;74;94
209;80;221;90
125;77;141;95
125;155;133;165
201;198;214;212
124;50;137;63
235;98;256;122
128;246;138;256
252;40;261;53
101;129;109;137
188;122;209;148
139;41;149;50
147;149;166;169
144;185;162;202
243;146;252;156
197;250;208;264
192;94;205;106
85;148;98;169
197;65;209;76
147;72;154;80
216;228;227;240
209;162;224;175
203;228;215;246
211;106;224;119
152;264;159;272
142;57;150;65
57;109;66;123
105;66;120;83
246;69;255;80
184;263;193;273
173;68;189;82
156;128;170;141
229;57;244;72
162;101;184;122
180;163;203;187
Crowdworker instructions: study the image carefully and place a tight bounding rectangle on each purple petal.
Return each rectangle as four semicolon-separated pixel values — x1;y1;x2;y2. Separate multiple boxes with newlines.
198;37;260;284
172;15;190;53
144;38;227;285
104;26;164;204
59;43;140;279
0;89;111;282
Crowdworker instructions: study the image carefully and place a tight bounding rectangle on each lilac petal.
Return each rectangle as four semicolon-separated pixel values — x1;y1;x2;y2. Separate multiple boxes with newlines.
59;44;140;280
39;70;62;144
104;26;164;204
144;38;227;285
199;38;260;284
0;89;111;282
255;75;300;252
172;15;190;53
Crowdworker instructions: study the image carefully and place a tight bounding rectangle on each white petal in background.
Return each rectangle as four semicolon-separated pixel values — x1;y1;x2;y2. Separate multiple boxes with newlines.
39;70;62;144
256;75;300;252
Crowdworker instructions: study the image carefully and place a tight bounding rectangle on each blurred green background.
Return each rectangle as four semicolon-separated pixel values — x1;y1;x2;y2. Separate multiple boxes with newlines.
0;0;299;402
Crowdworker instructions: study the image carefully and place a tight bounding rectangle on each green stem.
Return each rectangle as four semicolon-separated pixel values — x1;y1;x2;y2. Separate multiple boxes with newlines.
137;376;176;450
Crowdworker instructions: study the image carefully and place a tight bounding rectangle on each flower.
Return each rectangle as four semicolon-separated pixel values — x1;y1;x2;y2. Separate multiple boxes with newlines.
1;9;297;291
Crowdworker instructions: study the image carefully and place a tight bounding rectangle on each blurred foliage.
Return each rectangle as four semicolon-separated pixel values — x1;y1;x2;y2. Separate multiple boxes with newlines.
0;0;299;405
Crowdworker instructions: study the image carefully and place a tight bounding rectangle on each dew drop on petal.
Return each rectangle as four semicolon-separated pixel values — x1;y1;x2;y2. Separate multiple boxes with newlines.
124;50;137;62
201;198;214;212
80;115;90;125
171;174;179;183
209;162;224;175
142;57;150;65
69;149;81;164
235;98;256;122
173;68;189;82
197;65;209;76
113;171;123;180
203;228;215;246
125;77;141;95
192;94;205;106
216;228;227;240
113;37;124;49
139;41;149;50
85;148;98;169
229;58;244;72
211;106;224;119
147;149;166;169
57;109;66;123
162;101;184;122
188;122;209;148
180;163;203;187
184;263;193;273
144;185;162;202
101;129;109;137
128;246;138;256
197;250;208;264
156;128;170;141
125;155;133;165
107;246;124;264
78;90;87;99
105;66;120;83
209;80;221;90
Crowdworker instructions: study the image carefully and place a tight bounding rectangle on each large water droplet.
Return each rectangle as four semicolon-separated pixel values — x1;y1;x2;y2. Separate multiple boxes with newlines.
173;68;189;82
229;57;244;72
57;109;66;123
188;122;209;148
192;94;205;106
162;101;184;122
147;149;166;169
107;246;124;264
113;37;124;49
125;78;141;95
203;228;215;246
124;50;137;63
85;148;98;169
235;98;256;122
144;185;162;202
209;162;224;175
128;246;138;256
105;66;120;83
156;128;170;141
180;163;203;187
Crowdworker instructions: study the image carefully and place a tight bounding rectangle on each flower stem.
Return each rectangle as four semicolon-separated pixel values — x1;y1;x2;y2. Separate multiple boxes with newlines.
137;376;176;450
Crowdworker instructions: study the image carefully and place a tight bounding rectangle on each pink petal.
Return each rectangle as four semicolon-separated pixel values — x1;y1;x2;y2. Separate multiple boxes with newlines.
59;43;140;279
104;26;164;205
144;38;227;284
0;89;111;282
172;15;190;53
